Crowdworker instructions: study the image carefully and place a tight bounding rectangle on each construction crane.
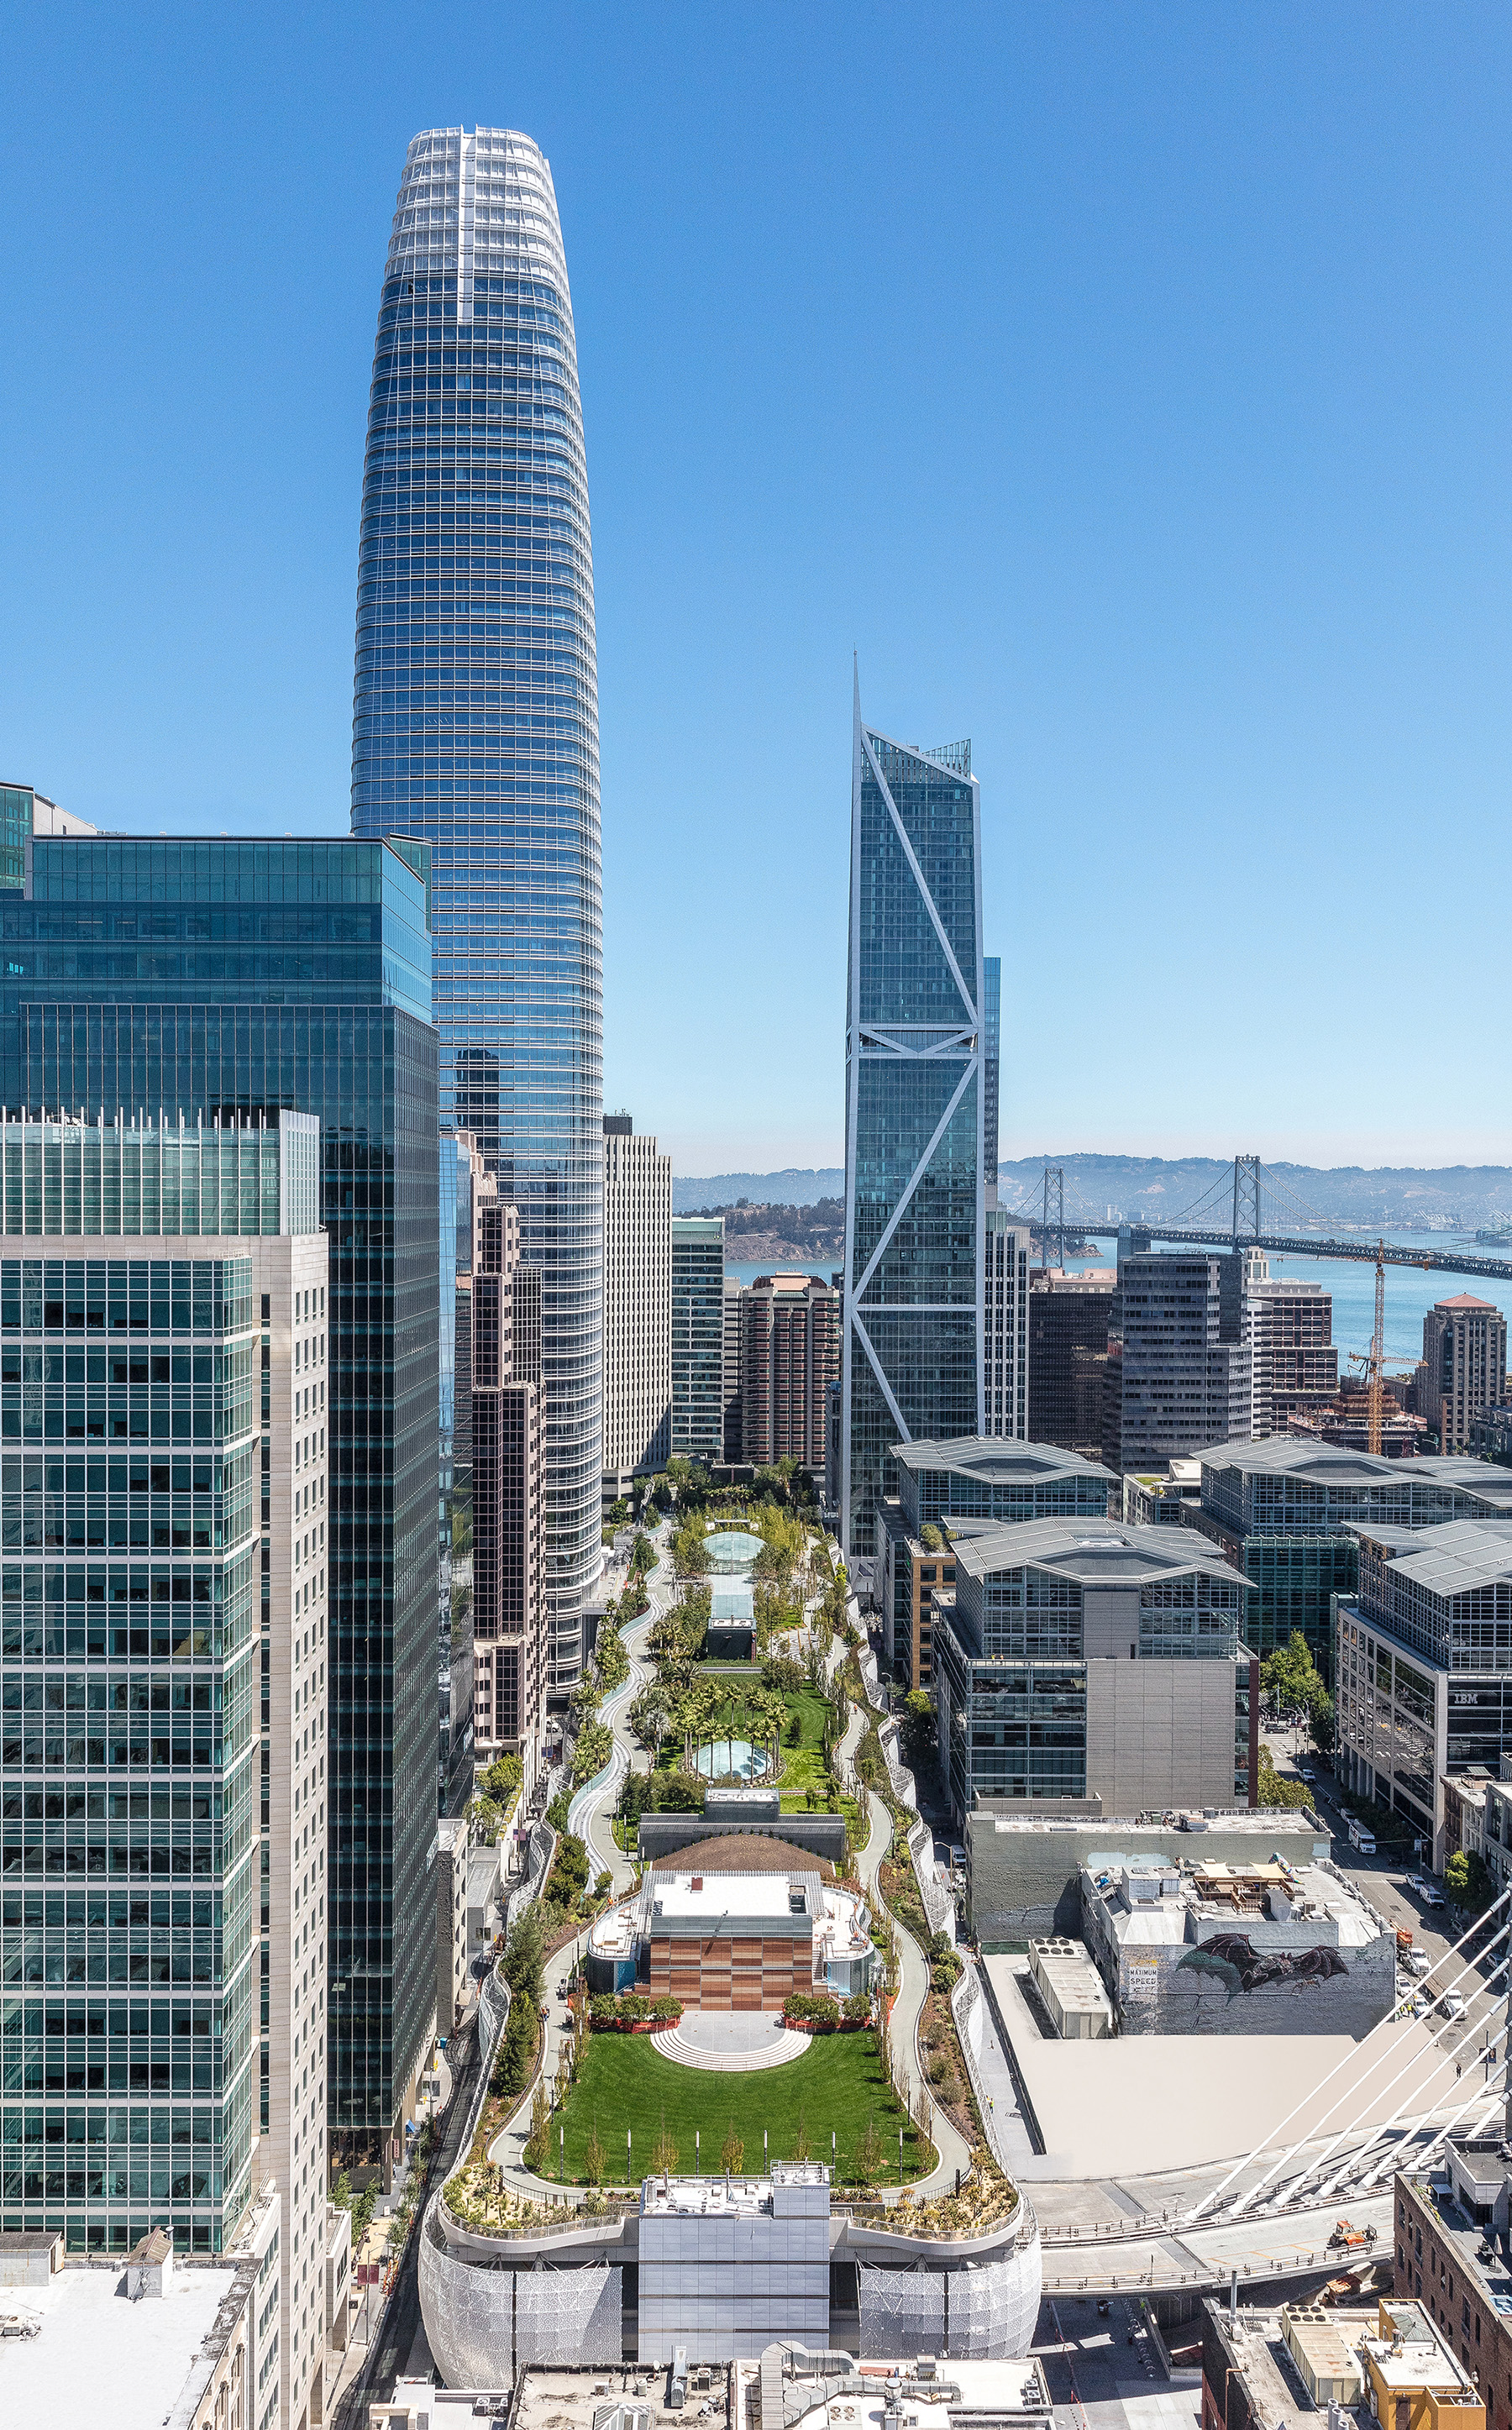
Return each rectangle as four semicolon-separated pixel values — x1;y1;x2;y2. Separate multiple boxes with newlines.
1368;1241;1385;1457
1344;1243;1389;1453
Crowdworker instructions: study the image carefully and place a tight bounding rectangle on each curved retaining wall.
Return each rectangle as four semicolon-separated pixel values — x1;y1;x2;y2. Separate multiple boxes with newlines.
418;2181;1042;2373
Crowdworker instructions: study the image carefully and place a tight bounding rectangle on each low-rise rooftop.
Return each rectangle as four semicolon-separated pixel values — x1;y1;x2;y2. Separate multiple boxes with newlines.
642;2164;829;2218
951;1517;1245;1588
1085;1855;1385;1950
0;2258;241;2430
892;1436;1116;1484
649;1870;818;1924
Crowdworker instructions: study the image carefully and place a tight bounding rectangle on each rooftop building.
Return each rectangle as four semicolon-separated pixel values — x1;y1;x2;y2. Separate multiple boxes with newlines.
1080;1850;1394;2036
588;1870;874;2004
1201;2296;1482;2430
1194;1435;1512;1676
1336;1518;1512;1861
876;1438;1116;1692
963;1805;1327;1950
0;2189;279;2430
732;2346;1054;2430
932;1519;1255;1825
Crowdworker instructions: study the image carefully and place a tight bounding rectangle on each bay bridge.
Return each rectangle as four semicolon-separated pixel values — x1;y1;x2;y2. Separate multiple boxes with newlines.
1006;1152;1512;1284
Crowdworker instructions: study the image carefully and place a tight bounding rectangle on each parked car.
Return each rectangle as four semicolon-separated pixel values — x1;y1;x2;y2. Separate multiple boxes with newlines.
1441;1992;1468;2020
1300;1766;1315;1783
1404;1873;1426;1896
1422;1883;1447;1910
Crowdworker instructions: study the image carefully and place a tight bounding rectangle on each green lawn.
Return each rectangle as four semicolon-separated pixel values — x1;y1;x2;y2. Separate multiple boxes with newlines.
543;2026;934;2186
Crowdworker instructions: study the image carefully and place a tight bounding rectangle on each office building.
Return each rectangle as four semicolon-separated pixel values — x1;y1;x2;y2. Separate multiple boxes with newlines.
352;124;603;1700
1336;1518;1512;1864
1117;1252;1249;1472
984;1215;1031;1439
601;1116;670;1502
1244;1273;1339;1436
0;785;97;885
722;1276;743;1462
671;1218;724;1461
1473;1404;1512;1466
874;1435;1116;1688
842;686;985;1553
1422;1295;1509;1454
1026;1273;1115;1456
465;1175;543;1775
932;1519;1255;1826
738;1272;838;1468
0;834;440;2180
1195;1435;1512;1677
0;1115;331;2429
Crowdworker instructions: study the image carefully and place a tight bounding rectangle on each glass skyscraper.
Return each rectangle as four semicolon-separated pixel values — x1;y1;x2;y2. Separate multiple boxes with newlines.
351;126;602;1695
842;678;985;1555
0;838;439;2171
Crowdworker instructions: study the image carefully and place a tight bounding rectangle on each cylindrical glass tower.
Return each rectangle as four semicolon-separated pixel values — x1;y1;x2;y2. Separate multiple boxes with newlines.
352;127;603;1693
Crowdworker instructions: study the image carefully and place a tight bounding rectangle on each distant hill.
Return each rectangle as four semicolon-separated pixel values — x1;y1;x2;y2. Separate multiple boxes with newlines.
673;1168;843;1211
675;1157;1512;1235
995;1155;1512;1235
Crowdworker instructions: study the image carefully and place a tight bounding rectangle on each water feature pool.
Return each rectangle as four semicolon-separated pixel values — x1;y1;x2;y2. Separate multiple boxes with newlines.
693;1738;772;1782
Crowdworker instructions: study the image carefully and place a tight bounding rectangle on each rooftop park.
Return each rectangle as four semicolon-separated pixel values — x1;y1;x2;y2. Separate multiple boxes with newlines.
531;2017;935;2191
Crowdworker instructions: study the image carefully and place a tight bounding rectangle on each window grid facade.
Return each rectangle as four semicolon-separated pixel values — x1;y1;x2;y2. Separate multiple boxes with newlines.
0;838;440;2166
843;692;984;1553
351;126;603;1693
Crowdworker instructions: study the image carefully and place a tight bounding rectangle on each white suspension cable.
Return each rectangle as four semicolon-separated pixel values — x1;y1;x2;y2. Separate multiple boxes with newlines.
1185;1887;1512;2224
1291;1950;1509;2212
1251;1934;1512;2216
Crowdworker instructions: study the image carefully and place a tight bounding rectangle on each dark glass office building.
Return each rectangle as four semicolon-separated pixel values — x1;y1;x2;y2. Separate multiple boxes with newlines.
350;127;603;1697
842;683;984;1555
0;838;439;2167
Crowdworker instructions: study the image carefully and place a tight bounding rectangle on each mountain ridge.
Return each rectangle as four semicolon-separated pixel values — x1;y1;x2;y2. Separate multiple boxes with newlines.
673;1157;1512;1230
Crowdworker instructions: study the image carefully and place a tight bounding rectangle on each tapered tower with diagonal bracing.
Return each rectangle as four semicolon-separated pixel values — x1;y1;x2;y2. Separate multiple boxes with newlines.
842;673;985;1554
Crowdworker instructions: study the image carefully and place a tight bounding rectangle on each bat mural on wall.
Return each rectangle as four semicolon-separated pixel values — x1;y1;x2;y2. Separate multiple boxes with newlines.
1175;1933;1350;1999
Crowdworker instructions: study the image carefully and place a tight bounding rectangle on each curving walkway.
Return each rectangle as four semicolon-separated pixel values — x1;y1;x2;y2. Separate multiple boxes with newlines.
567;1522;675;1895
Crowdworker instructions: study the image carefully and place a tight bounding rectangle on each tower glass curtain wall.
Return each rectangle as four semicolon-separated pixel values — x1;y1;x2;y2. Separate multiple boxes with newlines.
842;682;984;1555
0;837;439;2172
671;1218;725;1462
982;956;1000;1202
351;127;603;1699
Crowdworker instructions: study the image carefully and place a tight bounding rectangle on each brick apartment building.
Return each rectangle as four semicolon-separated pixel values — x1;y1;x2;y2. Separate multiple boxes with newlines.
738;1272;839;1469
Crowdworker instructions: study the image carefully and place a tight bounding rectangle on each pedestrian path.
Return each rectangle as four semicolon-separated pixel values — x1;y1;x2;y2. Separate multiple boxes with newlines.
852;1770;974;2198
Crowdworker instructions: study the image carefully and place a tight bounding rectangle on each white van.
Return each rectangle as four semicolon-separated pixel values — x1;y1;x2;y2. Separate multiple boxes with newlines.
1347;1814;1376;1855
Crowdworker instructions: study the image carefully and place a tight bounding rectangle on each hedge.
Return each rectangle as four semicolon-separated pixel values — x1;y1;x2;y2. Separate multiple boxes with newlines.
588;1992;683;2031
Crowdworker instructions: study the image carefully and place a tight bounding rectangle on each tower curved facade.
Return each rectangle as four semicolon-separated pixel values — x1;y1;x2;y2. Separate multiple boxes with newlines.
352;127;603;1689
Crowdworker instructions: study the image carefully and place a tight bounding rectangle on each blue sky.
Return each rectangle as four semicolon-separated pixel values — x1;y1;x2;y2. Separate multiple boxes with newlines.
3;3;1509;1178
